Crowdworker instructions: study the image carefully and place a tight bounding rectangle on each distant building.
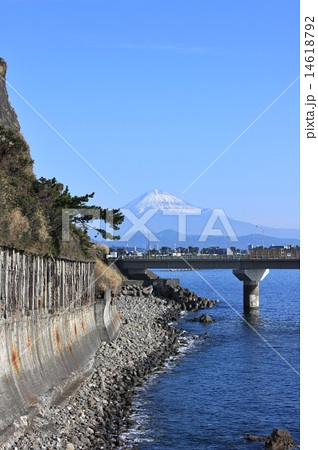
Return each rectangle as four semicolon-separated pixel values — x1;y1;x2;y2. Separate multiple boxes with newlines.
130;251;143;256
209;247;233;256
249;246;300;258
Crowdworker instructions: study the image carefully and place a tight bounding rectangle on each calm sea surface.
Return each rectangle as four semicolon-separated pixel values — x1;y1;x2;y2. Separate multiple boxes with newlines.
121;269;300;449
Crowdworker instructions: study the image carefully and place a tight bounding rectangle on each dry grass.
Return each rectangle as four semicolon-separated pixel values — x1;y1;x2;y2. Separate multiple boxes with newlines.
94;257;122;295
0;208;52;255
92;243;110;260
8;208;30;240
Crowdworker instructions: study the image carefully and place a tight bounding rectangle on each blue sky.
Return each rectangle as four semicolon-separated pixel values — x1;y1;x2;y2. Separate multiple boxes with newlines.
1;0;300;228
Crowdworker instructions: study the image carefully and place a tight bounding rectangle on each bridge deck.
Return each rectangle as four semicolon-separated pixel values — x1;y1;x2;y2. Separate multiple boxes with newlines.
114;256;300;271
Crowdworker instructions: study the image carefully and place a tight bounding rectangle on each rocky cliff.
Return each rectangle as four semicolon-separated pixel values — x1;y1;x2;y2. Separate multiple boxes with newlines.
0;57;123;263
0;58;50;254
0;58;92;257
0;59;20;132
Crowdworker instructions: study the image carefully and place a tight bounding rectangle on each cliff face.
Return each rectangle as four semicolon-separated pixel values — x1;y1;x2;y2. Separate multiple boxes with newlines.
0;58;96;258
0;59;20;133
0;58;53;254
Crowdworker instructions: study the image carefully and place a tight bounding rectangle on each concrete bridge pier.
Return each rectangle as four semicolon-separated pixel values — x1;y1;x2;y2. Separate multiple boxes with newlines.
233;269;269;311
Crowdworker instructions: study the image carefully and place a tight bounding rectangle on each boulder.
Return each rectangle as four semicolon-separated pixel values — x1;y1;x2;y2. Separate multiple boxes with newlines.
190;313;214;323
265;429;295;449
199;313;214;323
185;301;199;311
142;285;153;296
171;336;179;349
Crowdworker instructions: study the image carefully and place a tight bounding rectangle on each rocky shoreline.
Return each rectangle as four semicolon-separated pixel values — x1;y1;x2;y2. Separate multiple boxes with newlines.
6;284;217;450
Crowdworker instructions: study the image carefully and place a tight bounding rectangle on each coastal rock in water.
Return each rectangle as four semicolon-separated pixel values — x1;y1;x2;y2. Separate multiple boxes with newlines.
265;429;295;449
190;313;215;323
189;313;214;323
185;300;199;311
199;313;214;323
244;433;266;442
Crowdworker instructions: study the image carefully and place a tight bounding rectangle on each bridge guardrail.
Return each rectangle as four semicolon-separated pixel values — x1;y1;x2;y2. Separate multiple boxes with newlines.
114;253;300;261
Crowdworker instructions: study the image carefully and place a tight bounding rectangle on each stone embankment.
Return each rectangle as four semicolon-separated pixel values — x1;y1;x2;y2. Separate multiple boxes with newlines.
5;285;217;450
122;282;218;311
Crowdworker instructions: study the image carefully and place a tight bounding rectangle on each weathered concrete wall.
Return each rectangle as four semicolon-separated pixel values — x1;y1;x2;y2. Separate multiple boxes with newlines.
0;247;121;444
95;291;121;343
0;293;121;444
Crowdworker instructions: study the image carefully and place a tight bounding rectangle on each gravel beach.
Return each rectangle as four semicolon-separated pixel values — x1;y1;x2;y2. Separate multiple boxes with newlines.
5;293;183;450
5;283;216;450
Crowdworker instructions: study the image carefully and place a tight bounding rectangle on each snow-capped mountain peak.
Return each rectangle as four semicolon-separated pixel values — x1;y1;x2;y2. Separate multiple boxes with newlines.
122;189;202;214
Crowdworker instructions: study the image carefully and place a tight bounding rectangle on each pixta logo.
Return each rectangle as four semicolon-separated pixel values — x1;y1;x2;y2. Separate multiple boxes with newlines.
119;208;238;242
62;208;101;241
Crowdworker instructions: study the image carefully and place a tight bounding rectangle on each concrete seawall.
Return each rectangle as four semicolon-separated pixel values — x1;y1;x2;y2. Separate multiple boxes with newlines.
6;291;184;449
0;291;121;446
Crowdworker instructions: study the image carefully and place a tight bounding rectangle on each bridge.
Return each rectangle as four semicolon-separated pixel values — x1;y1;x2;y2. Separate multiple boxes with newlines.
113;255;300;311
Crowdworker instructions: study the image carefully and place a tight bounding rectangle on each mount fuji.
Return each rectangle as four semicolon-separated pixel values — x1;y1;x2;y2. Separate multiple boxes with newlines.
112;189;300;249
123;189;202;215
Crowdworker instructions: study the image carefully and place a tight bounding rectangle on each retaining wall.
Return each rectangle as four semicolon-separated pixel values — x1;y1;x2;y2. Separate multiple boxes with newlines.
0;247;121;444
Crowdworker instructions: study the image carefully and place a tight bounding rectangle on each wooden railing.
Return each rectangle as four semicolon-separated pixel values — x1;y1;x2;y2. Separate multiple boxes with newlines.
0;246;95;317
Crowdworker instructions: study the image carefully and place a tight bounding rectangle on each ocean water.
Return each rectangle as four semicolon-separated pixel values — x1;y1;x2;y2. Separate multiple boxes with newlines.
121;269;300;449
